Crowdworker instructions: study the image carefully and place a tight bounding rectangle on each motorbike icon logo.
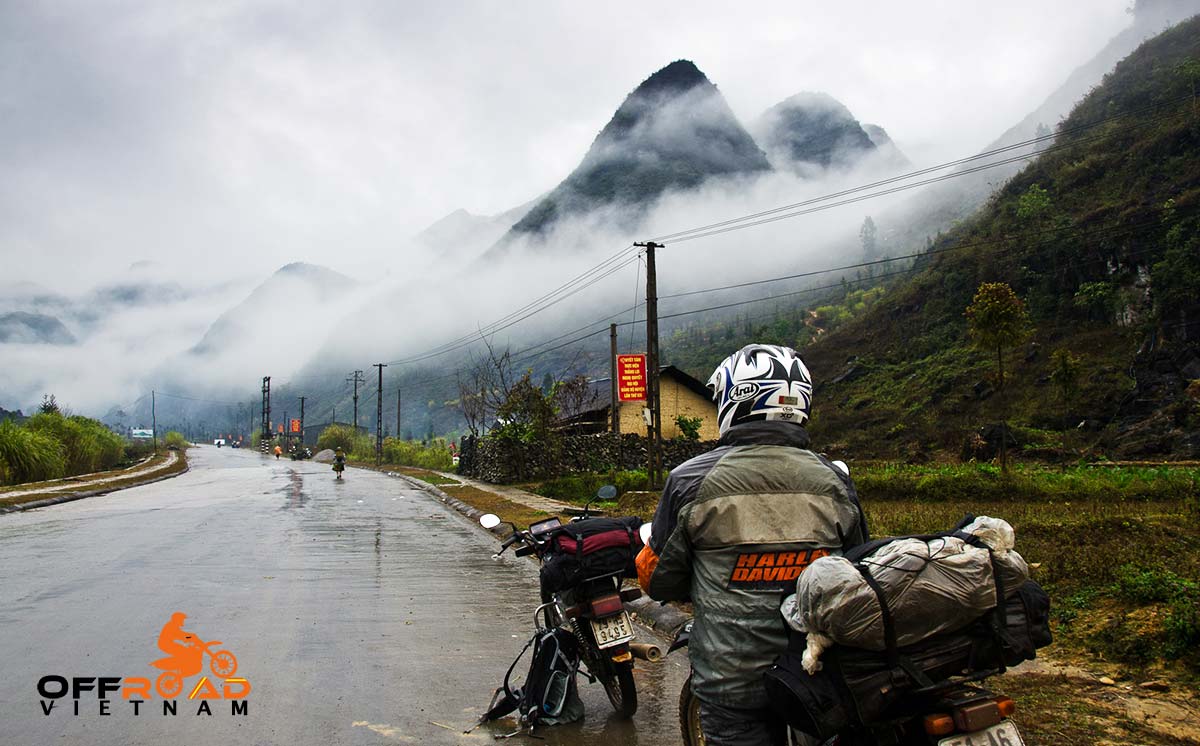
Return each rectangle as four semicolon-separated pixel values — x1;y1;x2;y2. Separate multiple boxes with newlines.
149;612;239;698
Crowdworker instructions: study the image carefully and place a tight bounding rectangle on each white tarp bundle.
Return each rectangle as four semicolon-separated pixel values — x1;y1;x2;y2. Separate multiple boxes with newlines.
780;517;1029;674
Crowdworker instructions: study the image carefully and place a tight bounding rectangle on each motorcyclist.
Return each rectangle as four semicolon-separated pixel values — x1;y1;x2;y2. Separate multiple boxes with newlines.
636;344;867;746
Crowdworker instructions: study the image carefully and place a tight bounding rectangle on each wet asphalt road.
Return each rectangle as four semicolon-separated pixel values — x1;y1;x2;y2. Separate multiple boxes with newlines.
0;446;690;745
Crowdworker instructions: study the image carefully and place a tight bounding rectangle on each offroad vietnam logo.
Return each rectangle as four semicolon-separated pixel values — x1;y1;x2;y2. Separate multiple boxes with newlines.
37;612;251;717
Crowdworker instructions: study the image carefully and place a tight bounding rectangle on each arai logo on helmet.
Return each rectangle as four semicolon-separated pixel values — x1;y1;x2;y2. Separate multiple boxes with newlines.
729;382;760;402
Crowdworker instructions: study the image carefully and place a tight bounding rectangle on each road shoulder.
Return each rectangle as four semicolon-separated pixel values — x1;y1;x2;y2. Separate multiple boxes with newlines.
0;450;189;514
366;465;690;638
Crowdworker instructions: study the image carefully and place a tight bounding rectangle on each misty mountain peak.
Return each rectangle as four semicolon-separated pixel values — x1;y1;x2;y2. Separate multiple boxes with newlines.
755;91;877;169
498;59;768;247
627;59;709;99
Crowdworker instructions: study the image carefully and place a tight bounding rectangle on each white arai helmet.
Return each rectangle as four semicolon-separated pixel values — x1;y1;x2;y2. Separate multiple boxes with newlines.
706;344;814;436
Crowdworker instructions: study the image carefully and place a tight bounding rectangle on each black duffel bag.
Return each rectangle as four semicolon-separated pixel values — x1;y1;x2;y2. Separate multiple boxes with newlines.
764;579;1051;741
539;516;643;594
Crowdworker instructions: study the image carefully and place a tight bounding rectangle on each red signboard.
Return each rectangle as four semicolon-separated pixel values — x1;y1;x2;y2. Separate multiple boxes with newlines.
617;354;648;402
290;419;301;433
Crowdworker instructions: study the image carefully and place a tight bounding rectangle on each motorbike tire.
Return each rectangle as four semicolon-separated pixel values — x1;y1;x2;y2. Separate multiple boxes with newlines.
598;659;638;719
678;673;705;746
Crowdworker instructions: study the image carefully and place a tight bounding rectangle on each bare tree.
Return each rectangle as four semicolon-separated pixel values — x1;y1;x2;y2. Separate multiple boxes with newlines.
553;374;600;421
456;335;518;436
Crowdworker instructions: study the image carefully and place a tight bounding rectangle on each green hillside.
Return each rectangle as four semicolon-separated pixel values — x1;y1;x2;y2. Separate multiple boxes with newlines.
798;16;1200;461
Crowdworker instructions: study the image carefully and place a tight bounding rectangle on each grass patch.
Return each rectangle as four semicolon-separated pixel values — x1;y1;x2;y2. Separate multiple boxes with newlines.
853;462;1200;503
440;484;559;529
524;469;650;509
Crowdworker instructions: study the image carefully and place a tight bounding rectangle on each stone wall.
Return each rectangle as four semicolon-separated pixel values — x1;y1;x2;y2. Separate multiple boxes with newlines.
458;432;718;484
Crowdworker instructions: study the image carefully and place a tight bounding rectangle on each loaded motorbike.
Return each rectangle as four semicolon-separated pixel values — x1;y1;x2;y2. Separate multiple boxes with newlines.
479;485;649;720
644;529;1032;746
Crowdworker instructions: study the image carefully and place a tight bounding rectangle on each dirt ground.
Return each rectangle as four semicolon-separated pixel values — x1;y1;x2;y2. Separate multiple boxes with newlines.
1001;655;1200;745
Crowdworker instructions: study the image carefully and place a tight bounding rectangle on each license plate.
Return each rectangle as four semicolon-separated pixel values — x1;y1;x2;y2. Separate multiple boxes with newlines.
590;611;634;649
938;720;1025;746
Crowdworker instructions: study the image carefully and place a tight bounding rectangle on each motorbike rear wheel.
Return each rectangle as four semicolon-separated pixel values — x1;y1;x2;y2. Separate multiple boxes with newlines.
598;659;638;718
678;673;705;746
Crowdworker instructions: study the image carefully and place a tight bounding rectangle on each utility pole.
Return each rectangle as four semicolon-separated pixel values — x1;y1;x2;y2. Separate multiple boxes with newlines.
151;390;158;455
261;376;271;449
635;241;664;487
298;396;306;446
396;387;402;441
610;323;620;434
347;370;364;433
373;364;387;466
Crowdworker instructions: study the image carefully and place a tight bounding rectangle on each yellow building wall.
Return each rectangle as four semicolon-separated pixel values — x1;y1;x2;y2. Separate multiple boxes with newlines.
614;376;719;441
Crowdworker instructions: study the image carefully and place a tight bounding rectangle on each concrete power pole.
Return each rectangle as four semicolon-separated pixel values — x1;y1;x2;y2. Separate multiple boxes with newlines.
610;323;620;434
260;377;271;450
151;390;158;455
635;241;664;487
347;370;365;433
298;396;306;446
373;364;387;466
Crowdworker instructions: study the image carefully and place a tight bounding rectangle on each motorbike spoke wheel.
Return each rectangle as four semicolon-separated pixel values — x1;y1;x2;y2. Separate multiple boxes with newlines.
678;673;705;746
156;672;183;699
210;650;238;678
598;660;638;719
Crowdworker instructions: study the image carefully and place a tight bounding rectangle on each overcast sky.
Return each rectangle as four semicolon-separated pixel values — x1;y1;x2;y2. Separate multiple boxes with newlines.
0;1;1134;291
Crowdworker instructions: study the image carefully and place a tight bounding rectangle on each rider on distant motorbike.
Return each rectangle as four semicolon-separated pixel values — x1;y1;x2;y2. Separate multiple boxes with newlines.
637;344;868;746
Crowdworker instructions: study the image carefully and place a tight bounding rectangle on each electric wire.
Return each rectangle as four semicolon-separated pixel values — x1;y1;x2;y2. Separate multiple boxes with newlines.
648;93;1193;243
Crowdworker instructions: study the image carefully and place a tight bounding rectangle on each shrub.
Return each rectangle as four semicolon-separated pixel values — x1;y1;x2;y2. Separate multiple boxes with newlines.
164;431;189;450
380;437;454;470
674;415;702;441
316;424;357;453
0;419;66;484
22;412;124;476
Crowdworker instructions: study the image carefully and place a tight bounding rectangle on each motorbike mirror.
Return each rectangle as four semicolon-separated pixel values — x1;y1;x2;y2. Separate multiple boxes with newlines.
597;484;617;501
479;513;502;529
639;522;652;545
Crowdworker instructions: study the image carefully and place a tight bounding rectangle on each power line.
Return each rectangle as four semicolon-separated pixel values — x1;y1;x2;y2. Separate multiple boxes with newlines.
385;244;639;364
659;200;1193;301
391;204;1193;396
649;93;1193;244
664;110;1187;245
386;96;1190;374
385;249;641;366
149;391;249;406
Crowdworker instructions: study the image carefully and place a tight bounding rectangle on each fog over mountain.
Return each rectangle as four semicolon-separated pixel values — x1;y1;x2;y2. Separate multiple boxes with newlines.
0;1;1150;417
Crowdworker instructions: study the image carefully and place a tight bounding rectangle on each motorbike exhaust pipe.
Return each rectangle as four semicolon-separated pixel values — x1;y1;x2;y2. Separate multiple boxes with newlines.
629;642;663;662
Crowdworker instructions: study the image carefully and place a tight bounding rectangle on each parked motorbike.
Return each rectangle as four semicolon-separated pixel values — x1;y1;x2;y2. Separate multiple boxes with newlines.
479;485;646;719
644;528;1029;746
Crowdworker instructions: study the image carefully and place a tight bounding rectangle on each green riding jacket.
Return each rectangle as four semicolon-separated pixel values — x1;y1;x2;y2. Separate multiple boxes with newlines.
646;420;867;709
